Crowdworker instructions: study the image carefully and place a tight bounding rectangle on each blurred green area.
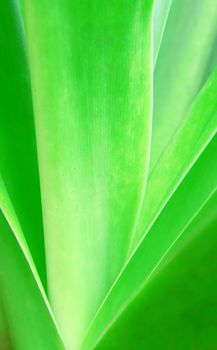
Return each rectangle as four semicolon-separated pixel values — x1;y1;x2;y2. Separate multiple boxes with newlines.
0;302;12;350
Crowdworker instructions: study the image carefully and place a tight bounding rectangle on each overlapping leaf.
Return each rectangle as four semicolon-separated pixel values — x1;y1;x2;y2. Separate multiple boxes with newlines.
0;1;216;349
94;191;217;350
82;132;217;350
0;0;46;286
0;211;63;350
151;0;217;168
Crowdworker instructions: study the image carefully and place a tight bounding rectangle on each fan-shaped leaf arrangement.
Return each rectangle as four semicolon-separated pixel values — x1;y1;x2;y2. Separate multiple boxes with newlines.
0;0;217;349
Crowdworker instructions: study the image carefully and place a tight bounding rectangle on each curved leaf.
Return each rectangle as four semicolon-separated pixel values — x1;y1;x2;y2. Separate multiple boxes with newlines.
131;66;217;251
151;0;217;168
82;133;217;350
94;191;217;349
0;0;46;286
0;211;64;350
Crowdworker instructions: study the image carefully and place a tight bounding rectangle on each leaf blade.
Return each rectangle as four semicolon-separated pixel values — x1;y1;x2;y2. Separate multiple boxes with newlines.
22;1;154;347
82;133;217;350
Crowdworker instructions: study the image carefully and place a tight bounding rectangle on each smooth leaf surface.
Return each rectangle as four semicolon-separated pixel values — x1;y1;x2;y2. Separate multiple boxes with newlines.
0;210;64;350
0;1;216;350
151;0;217;168
0;176;62;347
0;301;11;350
22;1;154;348
131;66;217;251
82;134;217;350
0;0;46;286
94;191;217;349
0;175;53;326
153;0;172;66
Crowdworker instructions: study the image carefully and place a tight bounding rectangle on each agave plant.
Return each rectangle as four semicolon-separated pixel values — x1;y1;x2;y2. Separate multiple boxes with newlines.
0;0;217;349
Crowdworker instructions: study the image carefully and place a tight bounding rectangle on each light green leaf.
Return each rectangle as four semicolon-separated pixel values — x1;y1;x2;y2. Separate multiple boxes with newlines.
21;1;154;348
0;211;64;350
151;0;217;168
82;133;217;350
153;0;173;66
1;2;216;349
131;66;217;251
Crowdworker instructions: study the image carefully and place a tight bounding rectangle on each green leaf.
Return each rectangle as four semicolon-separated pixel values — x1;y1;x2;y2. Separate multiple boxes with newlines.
0;177;63;348
21;1;154;348
131;66;217;251
82;133;217;350
153;0;173;66
151;0;217;168
0;0;46;286
93;191;217;350
1;2;216;349
0;211;64;350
